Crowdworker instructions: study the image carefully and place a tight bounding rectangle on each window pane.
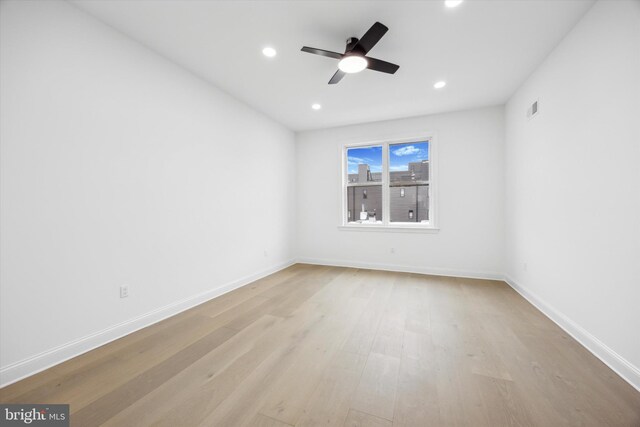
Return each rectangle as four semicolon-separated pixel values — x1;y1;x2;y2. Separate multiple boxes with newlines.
389;141;429;222
347;146;382;184
389;141;429;183
347;185;383;223
390;185;429;222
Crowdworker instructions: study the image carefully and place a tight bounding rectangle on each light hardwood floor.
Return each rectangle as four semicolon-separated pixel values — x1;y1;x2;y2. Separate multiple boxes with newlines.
1;264;639;426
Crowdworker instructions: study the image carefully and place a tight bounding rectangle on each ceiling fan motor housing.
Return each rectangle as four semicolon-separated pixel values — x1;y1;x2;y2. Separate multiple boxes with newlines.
346;37;360;52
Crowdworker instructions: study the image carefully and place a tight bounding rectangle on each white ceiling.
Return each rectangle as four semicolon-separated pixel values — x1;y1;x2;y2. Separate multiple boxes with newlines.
71;0;594;131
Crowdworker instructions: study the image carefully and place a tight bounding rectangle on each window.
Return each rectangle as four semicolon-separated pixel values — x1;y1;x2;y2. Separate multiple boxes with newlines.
343;138;436;230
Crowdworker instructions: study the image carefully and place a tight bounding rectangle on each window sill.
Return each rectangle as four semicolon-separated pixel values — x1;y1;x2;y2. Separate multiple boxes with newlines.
338;224;440;233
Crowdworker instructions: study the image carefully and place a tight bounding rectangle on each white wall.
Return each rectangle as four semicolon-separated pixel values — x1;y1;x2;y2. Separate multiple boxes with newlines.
505;0;640;388
0;0;295;385
296;106;505;278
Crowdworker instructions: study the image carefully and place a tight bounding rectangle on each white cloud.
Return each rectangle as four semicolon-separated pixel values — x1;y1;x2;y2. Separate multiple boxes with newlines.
392;145;420;156
348;156;375;165
389;165;408;171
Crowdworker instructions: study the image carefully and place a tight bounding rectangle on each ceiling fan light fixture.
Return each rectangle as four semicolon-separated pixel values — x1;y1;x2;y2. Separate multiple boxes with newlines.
300;22;398;84
338;55;368;73
445;0;463;8
262;47;277;57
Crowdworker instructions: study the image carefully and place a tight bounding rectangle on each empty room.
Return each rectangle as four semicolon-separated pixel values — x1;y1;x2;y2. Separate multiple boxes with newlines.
1;0;639;426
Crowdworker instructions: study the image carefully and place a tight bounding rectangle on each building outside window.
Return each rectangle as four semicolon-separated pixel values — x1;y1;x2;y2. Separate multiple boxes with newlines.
344;138;435;229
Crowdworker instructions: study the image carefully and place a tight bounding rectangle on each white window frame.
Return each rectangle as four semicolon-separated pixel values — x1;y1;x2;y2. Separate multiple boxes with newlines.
339;135;439;233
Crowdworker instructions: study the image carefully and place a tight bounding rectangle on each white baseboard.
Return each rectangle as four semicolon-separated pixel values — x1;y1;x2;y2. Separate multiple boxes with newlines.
0;259;296;388
504;275;640;392
296;257;503;281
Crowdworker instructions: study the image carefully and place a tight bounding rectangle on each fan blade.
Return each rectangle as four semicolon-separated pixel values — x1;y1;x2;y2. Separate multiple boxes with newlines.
328;69;346;84
301;46;343;60
365;57;400;74
353;22;388;54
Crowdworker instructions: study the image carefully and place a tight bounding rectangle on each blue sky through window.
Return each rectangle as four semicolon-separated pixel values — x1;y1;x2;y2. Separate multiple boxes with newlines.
347;146;382;174
347;142;429;174
347;141;429;173
389;141;429;171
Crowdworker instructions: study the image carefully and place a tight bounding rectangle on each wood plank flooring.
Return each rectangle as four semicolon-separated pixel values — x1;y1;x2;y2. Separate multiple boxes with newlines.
1;264;639;426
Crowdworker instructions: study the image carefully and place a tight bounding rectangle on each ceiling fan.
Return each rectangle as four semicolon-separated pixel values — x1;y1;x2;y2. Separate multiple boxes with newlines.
301;22;400;84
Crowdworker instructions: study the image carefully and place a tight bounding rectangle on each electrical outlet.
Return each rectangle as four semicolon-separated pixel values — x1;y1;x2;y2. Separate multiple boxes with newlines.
523;263;528;272
390;247;396;254
263;250;268;257
120;285;129;298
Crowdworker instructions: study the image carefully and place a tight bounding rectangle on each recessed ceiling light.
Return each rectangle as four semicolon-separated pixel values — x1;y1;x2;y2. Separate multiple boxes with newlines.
445;0;463;8
338;55;368;73
262;47;277;58
434;81;447;89
311;103;322;110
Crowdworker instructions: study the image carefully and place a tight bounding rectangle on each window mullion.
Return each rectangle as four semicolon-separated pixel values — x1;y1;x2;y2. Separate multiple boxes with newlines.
382;142;390;226
342;146;348;226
